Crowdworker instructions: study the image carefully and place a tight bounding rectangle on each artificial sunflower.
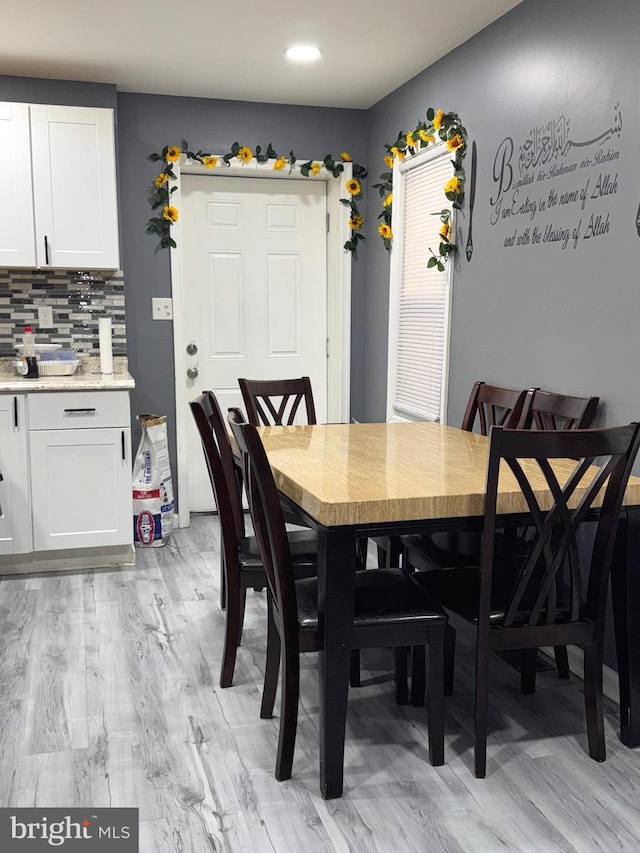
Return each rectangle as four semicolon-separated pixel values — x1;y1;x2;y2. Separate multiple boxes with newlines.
419;129;435;143
378;223;392;239
273;156;287;171
349;214;364;230
405;131;415;148
384;154;394;169
345;178;361;196
382;192;393;207
439;222;451;240
154;173;169;187
310;161;321;175
432;110;445;131
163;205;179;222
444;176;462;195
237;146;253;164
165;145;181;163
340;151;352;161
202;156;218;168
446;134;464;151
390;146;405;160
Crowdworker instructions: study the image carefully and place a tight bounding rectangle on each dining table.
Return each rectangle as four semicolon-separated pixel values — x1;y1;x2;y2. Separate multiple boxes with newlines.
257;420;640;798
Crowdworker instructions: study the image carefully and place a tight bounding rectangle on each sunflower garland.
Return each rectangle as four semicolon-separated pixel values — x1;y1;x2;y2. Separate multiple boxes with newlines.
374;107;468;270
146;139;367;253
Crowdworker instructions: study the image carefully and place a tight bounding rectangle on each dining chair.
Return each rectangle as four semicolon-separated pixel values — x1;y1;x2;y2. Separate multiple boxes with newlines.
400;385;601;681
407;422;640;778
239;376;317;426
517;388;600;431
227;407;448;782
376;381;531;570
189;391;318;688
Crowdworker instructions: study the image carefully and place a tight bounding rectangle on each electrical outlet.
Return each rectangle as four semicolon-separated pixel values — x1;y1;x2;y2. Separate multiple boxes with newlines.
152;297;173;320
38;305;54;328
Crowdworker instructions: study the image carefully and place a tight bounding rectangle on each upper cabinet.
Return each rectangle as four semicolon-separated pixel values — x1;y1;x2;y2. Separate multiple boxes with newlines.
0;102;120;270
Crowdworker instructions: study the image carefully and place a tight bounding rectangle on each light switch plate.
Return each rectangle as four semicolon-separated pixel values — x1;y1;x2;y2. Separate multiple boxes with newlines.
152;297;173;320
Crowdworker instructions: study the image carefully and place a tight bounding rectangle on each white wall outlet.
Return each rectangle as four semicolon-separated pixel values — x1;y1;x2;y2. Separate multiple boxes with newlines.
152;297;173;320
38;305;54;328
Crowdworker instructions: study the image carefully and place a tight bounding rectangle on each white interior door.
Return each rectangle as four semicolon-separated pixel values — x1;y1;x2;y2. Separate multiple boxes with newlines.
181;174;328;511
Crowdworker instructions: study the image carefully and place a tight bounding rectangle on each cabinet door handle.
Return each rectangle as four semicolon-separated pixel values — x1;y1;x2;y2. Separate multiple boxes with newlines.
63;407;97;414
13;396;18;428
121;430;126;461
44;235;50;265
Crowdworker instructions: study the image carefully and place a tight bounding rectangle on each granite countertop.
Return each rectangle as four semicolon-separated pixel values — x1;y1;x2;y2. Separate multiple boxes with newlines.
0;356;135;391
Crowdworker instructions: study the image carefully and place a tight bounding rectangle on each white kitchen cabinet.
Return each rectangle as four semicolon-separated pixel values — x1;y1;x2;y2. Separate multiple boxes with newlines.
0;103;36;268
28;391;132;551
0;102;120;270
0;394;32;555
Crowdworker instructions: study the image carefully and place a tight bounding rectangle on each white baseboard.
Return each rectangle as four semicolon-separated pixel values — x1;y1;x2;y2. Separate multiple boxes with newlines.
540;645;619;705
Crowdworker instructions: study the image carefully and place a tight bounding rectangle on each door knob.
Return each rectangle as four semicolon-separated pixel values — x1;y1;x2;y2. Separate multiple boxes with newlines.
187;366;199;379
186;343;198;355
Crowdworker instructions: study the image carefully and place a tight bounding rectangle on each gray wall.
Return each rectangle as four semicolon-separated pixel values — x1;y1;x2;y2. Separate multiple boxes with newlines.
362;0;640;427
116;93;368;469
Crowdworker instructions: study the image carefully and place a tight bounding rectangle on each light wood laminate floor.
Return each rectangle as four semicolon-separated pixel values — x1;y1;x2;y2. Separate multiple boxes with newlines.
1;514;639;852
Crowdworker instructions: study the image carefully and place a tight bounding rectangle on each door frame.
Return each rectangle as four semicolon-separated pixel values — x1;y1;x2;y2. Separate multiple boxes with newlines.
170;157;353;527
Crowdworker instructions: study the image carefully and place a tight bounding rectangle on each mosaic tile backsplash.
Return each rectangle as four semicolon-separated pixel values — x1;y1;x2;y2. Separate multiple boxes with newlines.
0;269;127;357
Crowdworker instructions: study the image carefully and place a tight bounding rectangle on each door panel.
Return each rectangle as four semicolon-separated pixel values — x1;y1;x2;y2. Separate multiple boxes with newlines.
182;174;328;511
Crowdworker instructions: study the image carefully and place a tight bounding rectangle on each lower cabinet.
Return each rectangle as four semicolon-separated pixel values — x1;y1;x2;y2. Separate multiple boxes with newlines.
0;394;31;555
0;389;133;559
27;390;132;552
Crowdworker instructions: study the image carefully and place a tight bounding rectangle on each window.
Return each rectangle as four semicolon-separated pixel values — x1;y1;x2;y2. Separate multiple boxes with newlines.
386;144;454;423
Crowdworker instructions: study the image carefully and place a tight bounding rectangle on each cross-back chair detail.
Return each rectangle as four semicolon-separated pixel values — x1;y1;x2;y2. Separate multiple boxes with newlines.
461;380;531;434
239;376;317;426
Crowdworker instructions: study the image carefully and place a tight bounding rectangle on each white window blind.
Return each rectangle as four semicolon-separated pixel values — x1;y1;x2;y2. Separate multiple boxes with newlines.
388;145;454;423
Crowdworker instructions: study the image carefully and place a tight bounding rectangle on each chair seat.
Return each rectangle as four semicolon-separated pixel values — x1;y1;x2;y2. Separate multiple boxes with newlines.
295;568;447;632
238;529;318;571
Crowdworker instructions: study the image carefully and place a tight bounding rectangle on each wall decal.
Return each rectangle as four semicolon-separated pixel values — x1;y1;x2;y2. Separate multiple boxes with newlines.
466;140;478;261
489;104;622;253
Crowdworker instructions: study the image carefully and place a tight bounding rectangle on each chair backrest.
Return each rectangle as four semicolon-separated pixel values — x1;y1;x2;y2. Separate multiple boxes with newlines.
239;376;317;426
227;408;299;639
189;392;245;545
479;423;640;633
461;381;530;434
517;389;600;431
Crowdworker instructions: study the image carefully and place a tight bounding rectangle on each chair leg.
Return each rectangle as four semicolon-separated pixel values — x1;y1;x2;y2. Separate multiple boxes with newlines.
356;538;369;570
554;645;570;679
260;597;280;719
274;636;300;781
583;642;606;762
376;543;388;568
444;624;456;696
427;627;445;766
220;552;227;611
520;648;537;695
474;634;490;778
394;646;410;705
220;582;243;688
349;649;361;687
411;645;426;706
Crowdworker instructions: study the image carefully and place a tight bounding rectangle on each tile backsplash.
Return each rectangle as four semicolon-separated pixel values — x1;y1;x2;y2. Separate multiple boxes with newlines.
0;269;127;356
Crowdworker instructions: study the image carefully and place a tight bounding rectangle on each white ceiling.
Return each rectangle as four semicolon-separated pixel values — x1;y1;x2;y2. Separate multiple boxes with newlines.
0;0;523;109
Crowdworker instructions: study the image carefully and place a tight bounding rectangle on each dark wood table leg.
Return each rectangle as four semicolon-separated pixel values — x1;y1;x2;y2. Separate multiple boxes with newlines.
317;526;356;799
611;507;640;746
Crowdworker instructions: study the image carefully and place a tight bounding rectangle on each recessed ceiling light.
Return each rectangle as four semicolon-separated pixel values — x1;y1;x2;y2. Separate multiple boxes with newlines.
285;45;322;63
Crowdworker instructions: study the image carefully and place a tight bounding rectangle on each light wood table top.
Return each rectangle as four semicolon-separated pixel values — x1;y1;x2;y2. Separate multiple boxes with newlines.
259;422;640;527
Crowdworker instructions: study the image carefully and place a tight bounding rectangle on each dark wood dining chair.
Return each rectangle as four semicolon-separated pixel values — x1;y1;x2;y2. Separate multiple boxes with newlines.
407;422;640;778
227;407;448;782
376;381;531;570
239;376;317;426
517;388;600;431
189;391;317;688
